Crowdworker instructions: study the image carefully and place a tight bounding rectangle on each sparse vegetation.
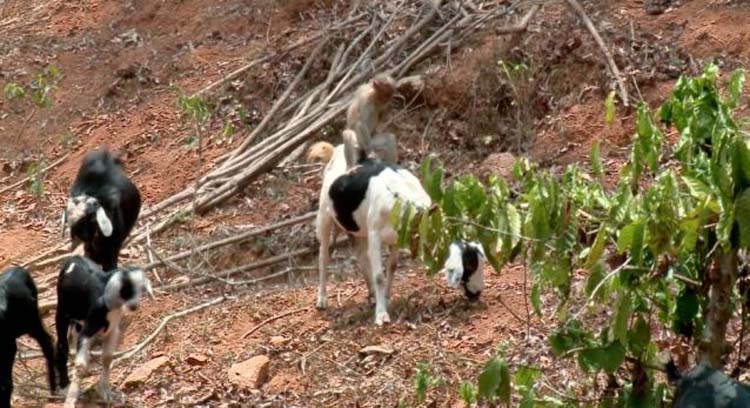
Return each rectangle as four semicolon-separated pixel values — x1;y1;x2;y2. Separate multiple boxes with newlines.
396;64;750;404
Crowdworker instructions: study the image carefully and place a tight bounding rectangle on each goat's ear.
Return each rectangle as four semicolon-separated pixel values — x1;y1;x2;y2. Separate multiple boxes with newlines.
95;207;114;237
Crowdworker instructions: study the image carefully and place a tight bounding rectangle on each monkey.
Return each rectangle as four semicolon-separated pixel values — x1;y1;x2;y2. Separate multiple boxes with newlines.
310;131;398;168
344;73;398;168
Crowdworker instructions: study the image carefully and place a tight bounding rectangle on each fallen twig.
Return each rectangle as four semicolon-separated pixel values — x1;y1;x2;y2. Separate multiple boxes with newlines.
241;307;309;339
114;295;228;363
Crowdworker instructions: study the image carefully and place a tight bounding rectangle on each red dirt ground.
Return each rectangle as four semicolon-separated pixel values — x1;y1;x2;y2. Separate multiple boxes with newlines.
2;0;750;406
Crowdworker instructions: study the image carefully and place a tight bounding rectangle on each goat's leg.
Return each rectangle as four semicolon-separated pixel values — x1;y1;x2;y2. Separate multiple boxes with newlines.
316;214;333;309
97;326;120;402
29;315;57;395
54;312;71;390
0;340;16;408
368;231;390;325
385;246;399;308
354;237;375;305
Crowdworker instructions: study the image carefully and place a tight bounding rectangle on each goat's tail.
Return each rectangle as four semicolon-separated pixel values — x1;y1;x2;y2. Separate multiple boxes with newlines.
306;141;336;164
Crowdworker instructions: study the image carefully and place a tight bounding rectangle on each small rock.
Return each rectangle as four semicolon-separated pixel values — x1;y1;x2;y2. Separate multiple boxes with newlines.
186;354;208;366
269;336;288;346
478;152;517;181
265;372;301;395
123;356;170;387
228;355;270;389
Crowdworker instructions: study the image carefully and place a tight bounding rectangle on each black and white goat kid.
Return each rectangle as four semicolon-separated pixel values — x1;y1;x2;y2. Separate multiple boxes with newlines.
313;131;432;326
62;148;141;271
442;240;485;300
55;256;153;402
667;360;750;407
0;267;56;408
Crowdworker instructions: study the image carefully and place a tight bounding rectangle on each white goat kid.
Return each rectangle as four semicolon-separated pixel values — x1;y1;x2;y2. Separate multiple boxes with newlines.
314;137;431;325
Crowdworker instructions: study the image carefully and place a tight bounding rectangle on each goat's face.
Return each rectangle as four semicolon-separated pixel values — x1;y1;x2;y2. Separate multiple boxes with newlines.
103;267;154;313
63;195;114;248
442;240;485;300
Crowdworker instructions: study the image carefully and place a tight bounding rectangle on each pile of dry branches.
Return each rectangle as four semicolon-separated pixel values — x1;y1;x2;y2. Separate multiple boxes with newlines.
22;0;546;272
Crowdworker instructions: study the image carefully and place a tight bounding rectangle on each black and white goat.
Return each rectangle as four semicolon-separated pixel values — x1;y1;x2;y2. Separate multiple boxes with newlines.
667;361;750;407
55;255;153;402
0;267;56;408
313;132;432;326
442;240;485;300
62;148;141;271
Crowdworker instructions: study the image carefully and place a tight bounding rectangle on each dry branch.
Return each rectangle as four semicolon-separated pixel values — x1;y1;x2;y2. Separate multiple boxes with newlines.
230;38;330;159
114;296;228;363
160;235;348;291
142;211;315;271
564;0;629;107
241;307;309;339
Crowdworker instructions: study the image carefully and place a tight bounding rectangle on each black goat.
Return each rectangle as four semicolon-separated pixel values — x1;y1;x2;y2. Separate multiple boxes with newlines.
62;148;141;271
667;361;750;407
55;256;153;402
0;266;56;408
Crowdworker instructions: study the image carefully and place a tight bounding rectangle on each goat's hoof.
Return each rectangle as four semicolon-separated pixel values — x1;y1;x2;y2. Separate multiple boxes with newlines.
316;297;328;310
375;312;391;326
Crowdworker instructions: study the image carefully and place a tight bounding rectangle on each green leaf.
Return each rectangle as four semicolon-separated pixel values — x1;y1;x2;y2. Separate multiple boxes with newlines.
617;220;645;264
478;357;510;404
680;217;700;252
414;362;430;404
459;382;477;406
519;389;535;408
717;202;735;248
585;227;607;269
390;198;402;231
591;140;603;178
612;293;632;344
550;322;588;355
585;262;606;299
629;316;651;356
514;366;541;388
531;283;542;316
578;341;626;373
673;289;699;337
605;90;617;124
507;203;522;249
735;188;750;247
682;176;713;200
728;69;746;109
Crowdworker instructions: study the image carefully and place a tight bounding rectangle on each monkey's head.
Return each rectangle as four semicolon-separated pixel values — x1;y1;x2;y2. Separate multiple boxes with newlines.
372;74;396;104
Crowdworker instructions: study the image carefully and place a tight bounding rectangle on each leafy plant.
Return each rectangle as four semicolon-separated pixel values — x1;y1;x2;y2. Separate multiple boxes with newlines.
395;64;750;404
29;65;62;108
413;362;442;404
4;82;25;100
27;159;46;197
3;65;61;108
459;381;477;406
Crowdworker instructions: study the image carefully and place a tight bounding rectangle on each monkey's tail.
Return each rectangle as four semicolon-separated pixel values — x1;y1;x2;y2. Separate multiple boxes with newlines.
306;141;336;164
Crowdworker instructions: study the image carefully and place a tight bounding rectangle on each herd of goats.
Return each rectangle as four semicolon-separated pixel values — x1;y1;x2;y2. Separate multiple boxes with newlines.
1;72;746;406
0;73;485;406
